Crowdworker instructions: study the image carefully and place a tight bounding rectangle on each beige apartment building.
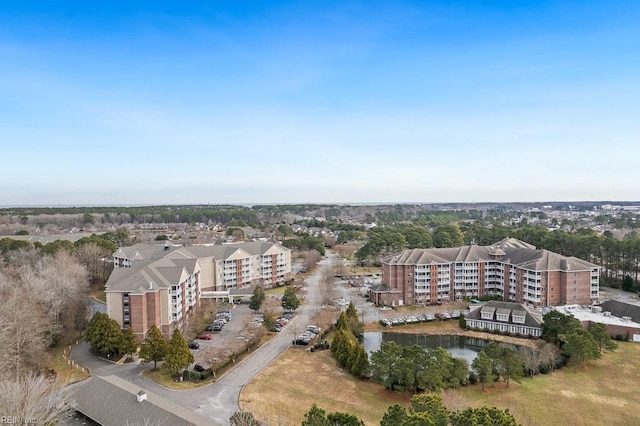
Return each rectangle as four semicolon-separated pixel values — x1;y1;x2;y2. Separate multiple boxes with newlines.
106;241;291;339
370;238;599;308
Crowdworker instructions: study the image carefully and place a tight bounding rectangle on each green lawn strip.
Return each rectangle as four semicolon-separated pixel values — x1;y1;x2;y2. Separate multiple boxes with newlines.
141;368;212;390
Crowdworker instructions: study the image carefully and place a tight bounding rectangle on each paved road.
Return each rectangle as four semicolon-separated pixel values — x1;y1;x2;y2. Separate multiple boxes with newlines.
195;253;331;423
71;253;333;425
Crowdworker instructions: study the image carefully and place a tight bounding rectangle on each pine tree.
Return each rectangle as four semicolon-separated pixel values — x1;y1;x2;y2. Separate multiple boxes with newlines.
381;404;408;426
98;318;125;357
119;326;138;358
345;302;363;337
301;404;330;426
472;350;494;391
85;312;109;350
163;328;194;375
335;311;349;332
249;286;266;311
139;325;167;369
281;286;300;311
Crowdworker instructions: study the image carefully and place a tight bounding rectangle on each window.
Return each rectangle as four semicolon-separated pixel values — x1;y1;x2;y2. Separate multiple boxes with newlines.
512;315;525;324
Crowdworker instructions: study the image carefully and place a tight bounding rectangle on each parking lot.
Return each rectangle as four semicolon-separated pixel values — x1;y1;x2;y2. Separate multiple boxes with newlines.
188;303;265;369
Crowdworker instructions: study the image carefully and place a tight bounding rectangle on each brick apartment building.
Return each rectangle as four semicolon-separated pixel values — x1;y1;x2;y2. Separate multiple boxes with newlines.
106;241;291;339
370;238;600;308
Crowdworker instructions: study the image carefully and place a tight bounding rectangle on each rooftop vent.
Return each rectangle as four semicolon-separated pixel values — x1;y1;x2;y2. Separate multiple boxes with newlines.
148;281;153;290
603;311;611;317
591;306;603;313
622;316;632;322
136;390;147;403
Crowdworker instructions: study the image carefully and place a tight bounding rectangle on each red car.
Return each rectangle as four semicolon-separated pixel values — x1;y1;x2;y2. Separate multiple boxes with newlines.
196;333;212;340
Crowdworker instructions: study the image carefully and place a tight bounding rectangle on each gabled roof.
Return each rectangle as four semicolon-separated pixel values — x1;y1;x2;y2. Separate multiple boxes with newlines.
69;375;217;426
381;238;599;272
113;243;180;260
105;258;190;293
107;241;290;293
369;282;390;293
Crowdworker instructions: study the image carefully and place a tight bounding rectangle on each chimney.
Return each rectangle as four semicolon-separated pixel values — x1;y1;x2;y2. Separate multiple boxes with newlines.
136;390;147;403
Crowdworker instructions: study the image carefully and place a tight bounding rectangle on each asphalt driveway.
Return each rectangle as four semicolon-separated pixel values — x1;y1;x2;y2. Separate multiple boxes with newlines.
70;253;335;425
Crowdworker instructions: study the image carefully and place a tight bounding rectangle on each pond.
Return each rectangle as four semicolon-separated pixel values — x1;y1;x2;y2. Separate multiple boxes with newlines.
362;332;514;366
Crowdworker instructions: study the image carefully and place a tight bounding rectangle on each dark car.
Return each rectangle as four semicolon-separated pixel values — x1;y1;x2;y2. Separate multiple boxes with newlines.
188;341;200;350
194;364;205;372
294;337;310;345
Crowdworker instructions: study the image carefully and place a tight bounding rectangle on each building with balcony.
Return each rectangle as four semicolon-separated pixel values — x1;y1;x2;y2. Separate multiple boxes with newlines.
370;238;600;308
107;241;291;339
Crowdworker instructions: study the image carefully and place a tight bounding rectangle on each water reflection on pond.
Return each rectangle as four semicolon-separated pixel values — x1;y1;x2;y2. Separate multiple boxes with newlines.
363;332;511;366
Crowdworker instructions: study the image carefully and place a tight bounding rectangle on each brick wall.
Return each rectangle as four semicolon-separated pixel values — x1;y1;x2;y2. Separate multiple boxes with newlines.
129;294;147;340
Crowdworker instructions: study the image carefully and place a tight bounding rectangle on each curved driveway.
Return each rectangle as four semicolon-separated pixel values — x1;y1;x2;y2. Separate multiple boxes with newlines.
71;253;334;425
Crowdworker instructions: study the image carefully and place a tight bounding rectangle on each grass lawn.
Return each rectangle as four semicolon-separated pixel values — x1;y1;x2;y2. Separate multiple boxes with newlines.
265;286;288;295
457;341;640;426
241;349;410;426
142;368;213;390
241;342;640;426
49;344;90;384
346;266;381;276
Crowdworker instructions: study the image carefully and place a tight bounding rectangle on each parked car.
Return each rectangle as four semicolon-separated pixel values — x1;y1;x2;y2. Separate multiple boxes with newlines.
188;341;200;349
380;318;392;327
294;334;312;345
194;364;205;372
306;325;321;334
196;333;212;340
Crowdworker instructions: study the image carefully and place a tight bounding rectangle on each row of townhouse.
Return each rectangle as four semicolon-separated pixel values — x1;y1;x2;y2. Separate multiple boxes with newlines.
106;241;291;339
370;238;600;308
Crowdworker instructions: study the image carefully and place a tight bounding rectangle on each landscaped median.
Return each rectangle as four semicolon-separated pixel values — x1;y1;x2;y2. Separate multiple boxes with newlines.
142;367;214;390
140;332;273;390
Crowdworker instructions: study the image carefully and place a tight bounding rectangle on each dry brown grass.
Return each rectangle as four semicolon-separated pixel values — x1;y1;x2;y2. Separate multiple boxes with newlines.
457;341;640;426
241;340;640;426
49;344;90;385
346;266;381;276
241;348;410;426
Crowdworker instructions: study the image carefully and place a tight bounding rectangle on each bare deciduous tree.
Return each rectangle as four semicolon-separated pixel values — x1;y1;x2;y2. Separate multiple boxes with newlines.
332;244;357;260
302;250;322;272
0;373;73;425
76;242;112;285
0;278;51;377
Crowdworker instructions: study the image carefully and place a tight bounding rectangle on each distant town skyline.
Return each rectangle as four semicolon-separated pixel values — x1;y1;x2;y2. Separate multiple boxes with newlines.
1;1;639;205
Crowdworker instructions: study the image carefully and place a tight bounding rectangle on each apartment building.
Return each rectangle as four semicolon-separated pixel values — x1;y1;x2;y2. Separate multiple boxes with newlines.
107;241;291;339
370;238;599;308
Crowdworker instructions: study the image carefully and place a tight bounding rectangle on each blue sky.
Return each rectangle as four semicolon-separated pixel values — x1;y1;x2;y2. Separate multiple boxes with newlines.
1;1;639;205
